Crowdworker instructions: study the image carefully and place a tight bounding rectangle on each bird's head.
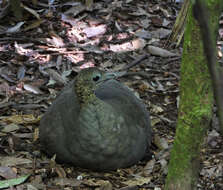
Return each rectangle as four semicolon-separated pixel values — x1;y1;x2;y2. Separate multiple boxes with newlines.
75;67;125;91
74;67;125;105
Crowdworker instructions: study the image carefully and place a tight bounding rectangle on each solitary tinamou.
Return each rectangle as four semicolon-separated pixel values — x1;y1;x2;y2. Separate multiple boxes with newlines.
39;67;151;171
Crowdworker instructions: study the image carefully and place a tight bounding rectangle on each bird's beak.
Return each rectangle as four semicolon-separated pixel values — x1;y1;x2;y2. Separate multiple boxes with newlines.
95;70;127;86
104;71;126;80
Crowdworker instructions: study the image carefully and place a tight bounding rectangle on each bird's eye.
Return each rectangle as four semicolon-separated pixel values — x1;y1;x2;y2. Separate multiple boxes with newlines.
92;74;101;82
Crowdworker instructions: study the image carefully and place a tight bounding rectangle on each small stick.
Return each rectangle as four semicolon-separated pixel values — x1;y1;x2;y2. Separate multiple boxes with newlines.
121;54;149;71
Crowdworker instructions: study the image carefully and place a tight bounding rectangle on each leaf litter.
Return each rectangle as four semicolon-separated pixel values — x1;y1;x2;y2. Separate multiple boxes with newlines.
0;0;222;189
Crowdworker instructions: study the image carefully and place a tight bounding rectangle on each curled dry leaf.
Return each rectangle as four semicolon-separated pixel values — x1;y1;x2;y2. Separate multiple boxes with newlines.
6;22;25;33
83;25;107;38
110;39;146;52
147;45;178;57
23;84;43;94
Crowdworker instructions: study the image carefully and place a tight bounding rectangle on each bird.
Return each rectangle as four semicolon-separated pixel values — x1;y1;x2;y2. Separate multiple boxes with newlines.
39;67;151;171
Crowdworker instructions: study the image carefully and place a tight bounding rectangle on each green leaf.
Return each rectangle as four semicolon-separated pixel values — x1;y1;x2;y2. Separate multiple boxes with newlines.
0;174;30;188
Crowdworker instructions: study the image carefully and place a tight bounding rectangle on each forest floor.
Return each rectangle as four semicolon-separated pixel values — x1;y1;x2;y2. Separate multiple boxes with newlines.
0;0;222;189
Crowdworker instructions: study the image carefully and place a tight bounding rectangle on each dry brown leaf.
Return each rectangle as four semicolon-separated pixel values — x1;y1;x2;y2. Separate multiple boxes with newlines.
64;3;85;16
0;166;17;179
97;180;112;190
83;25;107;38
154;135;169;150
151;117;161;126
0;114;40;125
6;22;24;33
53;177;81;187
21;3;40;19
55;165;66;178
33;128;39;142
110;39;145;52
147;45;178;57
151;105;164;113
143;159;155;176
23;19;45;32
1;123;19;133
122;176;151;186
0;156;32;167
23;84;43;94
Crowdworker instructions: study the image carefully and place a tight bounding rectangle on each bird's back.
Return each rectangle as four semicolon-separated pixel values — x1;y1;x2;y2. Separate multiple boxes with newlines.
40;70;152;171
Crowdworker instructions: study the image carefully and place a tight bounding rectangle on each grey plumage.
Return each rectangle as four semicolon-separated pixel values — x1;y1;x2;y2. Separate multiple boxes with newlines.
39;68;151;171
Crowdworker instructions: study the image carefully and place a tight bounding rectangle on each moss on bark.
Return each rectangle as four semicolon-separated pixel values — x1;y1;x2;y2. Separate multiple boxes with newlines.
164;0;222;189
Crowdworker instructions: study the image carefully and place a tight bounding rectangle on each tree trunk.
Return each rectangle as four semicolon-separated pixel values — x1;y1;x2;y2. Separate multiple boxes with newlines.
194;0;223;136
164;0;221;189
